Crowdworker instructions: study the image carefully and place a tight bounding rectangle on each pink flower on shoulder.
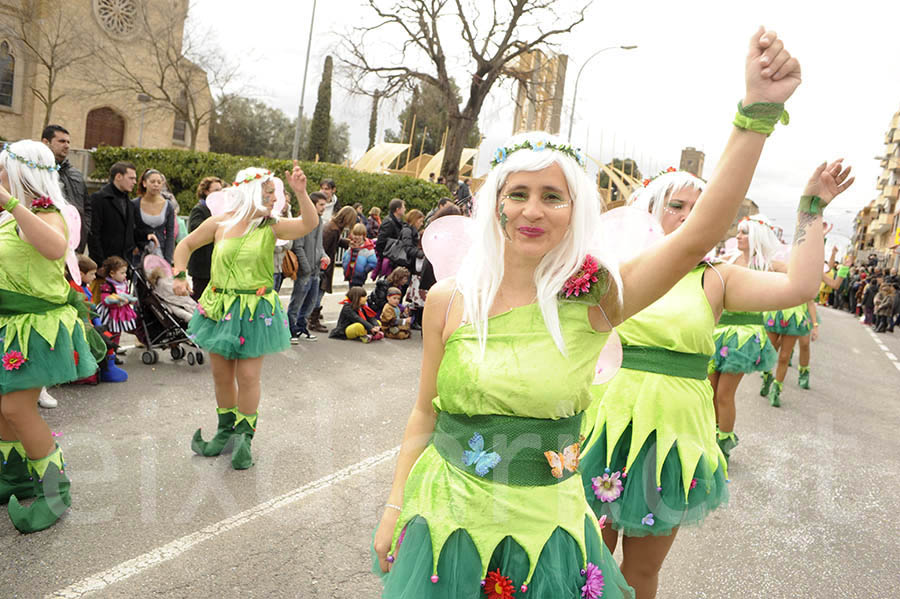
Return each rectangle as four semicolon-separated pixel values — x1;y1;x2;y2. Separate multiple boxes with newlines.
562;255;600;298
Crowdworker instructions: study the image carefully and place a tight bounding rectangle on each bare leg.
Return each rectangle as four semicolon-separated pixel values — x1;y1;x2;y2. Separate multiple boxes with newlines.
0;399;17;440
797;334;811;367
713;372;744;433
602;524;619;554
209;353;238;410
708;371;720;423
767;331;782;352
775;336;799;383
0;389;54;459
620;530;679;599
235;357;264;415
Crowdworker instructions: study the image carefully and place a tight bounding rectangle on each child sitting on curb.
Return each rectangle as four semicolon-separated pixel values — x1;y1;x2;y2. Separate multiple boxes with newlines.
329;286;384;343
343;223;378;287
380;287;411;339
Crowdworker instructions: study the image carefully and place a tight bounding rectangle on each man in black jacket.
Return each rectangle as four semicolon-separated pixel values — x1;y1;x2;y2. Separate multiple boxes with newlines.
89;161;138;266
42;125;90;252
375;198;406;266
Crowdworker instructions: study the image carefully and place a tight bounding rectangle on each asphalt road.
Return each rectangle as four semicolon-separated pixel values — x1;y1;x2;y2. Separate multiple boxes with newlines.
2;293;898;598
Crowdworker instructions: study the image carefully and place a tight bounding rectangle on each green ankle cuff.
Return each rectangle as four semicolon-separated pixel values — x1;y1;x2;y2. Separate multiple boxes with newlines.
234;411;258;430
216;406;238;416
28;446;65;480
799;366;810;373
773;380;783;390
0;440;27;464
717;430;736;441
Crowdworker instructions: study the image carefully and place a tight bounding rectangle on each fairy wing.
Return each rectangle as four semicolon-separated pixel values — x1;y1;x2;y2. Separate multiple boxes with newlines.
592;206;665;264
421;215;473;281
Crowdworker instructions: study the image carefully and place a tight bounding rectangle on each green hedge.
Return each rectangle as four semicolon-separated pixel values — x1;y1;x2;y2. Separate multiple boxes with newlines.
90;146;448;215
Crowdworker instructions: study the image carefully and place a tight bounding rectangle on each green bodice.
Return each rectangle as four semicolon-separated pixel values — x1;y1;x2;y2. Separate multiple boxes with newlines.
585;266;725;498
197;223;281;320
0;216;80;358
436;301;608;418
395;301;611;585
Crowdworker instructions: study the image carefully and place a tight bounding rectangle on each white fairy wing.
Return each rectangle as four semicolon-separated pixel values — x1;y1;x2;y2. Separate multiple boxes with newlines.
421;215;473;281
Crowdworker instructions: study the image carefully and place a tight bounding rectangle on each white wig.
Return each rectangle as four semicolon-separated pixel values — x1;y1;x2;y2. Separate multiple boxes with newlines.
219;167;277;234
736;213;781;272
456;131;621;355
627;170;706;224
0;140;71;228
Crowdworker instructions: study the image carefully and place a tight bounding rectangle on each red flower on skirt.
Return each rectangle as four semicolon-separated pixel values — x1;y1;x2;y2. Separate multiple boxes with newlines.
2;350;26;370
484;569;516;598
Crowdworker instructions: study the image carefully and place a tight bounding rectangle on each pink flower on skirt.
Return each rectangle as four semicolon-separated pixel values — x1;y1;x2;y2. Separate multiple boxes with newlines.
719;346;729;358
239;336;245;345
2;350;25;370
592;471;623;502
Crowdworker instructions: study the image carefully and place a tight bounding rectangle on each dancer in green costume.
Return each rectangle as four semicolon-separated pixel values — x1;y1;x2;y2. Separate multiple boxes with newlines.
0;140;98;533
762;300;817;406
171;163;318;470
709;215;782;459
373;28;814;598
580;150;851;597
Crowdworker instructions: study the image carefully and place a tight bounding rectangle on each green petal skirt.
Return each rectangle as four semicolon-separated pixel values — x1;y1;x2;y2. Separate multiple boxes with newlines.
711;326;777;374
187;298;290;360
580;424;729;538
0;321;98;394
373;515;634;598
763;310;812;337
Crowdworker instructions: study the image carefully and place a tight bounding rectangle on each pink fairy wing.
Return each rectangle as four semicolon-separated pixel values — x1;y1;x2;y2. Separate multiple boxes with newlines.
724;237;738;252
272;177;287;217
61;203;81;250
593;328;623;385
593;206;665;263
204;190;230;216
66;251;81;286
422;215;473;281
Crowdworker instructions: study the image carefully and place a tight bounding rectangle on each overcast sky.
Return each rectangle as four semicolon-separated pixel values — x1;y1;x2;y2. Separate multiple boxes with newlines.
192;0;900;243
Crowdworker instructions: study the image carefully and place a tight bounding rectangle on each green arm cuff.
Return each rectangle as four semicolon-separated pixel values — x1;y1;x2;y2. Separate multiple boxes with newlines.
798;195;823;215
733;101;789;136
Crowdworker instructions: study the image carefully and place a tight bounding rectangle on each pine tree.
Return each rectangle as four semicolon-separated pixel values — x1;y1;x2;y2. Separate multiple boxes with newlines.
305;56;333;162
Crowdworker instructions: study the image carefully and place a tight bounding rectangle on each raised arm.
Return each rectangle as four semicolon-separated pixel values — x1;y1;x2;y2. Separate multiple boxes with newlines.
171;214;222;295
718;160;854;311
271;162;318;240
372;278;451;573
614;27;801;323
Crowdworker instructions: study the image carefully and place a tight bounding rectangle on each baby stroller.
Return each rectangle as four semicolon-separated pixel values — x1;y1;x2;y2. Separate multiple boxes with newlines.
132;254;204;366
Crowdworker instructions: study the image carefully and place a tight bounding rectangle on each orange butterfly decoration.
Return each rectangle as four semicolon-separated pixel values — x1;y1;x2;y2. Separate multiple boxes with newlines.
544;438;583;479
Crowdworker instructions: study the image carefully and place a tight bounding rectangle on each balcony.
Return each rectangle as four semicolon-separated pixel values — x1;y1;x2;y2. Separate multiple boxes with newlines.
870;213;892;234
891;157;900;170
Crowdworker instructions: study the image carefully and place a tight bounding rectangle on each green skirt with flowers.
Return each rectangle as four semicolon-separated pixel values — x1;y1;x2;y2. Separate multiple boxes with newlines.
764;305;812;337
580;424;729;538
187;297;289;360
710;324;777;374
0;319;97;394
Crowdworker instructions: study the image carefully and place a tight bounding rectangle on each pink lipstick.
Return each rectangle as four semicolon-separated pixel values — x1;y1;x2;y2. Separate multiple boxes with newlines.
518;226;545;238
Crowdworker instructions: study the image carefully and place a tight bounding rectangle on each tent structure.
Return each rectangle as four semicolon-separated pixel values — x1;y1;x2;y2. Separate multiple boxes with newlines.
416;148;480;181
353;143;410;173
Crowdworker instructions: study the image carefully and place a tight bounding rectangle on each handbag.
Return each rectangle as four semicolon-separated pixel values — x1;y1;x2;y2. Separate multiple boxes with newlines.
383;237;409;268
282;249;300;280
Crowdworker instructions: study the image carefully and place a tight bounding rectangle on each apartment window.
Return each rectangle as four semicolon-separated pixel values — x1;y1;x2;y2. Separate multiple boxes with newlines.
0;42;15;107
172;119;186;142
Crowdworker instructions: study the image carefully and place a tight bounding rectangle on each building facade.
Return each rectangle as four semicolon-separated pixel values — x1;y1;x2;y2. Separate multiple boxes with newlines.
680;146;704;178
852;107;900;270
512;50;568;136
0;0;211;152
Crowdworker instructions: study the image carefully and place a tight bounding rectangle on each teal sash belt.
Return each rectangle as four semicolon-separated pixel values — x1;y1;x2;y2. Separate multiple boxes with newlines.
620;345;711;380
718;312;763;326
432;411;583;487
0;287;90;321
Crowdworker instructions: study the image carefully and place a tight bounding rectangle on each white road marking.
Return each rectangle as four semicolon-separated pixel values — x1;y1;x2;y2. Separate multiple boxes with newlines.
864;326;900;371
887;353;898;361
47;446;401;599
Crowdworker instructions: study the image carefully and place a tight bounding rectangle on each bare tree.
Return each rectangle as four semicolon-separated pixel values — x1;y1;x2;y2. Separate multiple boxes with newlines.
339;67;414;151
0;0;94;128
90;0;239;150
343;0;589;188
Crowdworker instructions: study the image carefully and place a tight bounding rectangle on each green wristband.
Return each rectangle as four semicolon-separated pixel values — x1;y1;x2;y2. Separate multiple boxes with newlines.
2;196;20;213
173;270;187;280
733;101;789;136
798;195;822;215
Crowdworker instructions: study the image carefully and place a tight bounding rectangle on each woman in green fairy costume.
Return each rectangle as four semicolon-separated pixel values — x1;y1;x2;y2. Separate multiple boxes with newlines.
580;162;852;598
373;28;813;598
171;163;317;470
0;140;98;532
709;215;782;459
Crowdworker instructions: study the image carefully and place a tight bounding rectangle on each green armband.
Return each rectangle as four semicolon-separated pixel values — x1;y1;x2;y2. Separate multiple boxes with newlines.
733;101;789;136
1;196;20;213
798;195;822;215
837;265;850;279
173;270;187;280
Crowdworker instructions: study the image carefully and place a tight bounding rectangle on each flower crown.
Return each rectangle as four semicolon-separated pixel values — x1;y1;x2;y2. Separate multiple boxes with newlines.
2;143;60;172
233;170;272;186
739;216;779;235
642;166;678;187
491;139;586;169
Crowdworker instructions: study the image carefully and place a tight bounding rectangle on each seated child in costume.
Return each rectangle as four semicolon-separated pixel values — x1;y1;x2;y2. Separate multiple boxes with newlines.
368;266;410;316
342;223;378;287
147;267;199;324
329;286;384;343
69;254;127;383
380;287;411;340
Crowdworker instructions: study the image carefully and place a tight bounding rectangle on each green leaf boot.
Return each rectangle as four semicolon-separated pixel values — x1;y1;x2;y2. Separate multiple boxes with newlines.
191;407;238;457
769;380;783;408
798;366;810;390
760;371;773;397
8;445;71;533
0;441;34;505
231;411;257;470
717;429;740;462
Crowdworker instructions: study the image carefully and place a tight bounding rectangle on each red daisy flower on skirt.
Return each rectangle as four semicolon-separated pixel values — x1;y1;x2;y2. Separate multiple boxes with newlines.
2;350;26;370
484;569;516;598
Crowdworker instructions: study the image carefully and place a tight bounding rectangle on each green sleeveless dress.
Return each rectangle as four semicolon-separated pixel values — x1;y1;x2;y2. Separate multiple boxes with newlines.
764;304;812;337
187;222;290;359
0;214;97;393
580;266;728;537
375;302;633;598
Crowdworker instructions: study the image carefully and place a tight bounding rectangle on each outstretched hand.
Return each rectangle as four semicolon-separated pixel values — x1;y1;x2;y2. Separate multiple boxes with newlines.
745;26;802;105
285;161;307;196
804;159;855;206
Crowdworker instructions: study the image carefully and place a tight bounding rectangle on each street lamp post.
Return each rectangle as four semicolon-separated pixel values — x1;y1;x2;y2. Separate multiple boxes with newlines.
291;0;318;160
567;45;637;142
